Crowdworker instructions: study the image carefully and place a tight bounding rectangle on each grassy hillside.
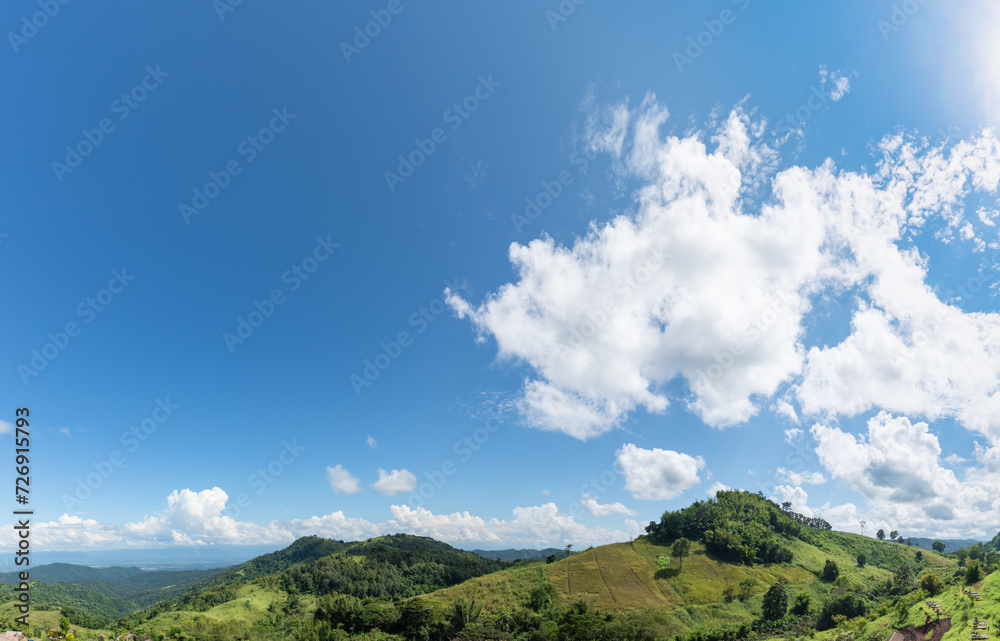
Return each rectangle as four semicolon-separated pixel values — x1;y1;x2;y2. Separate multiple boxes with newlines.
418;494;960;640
0;498;975;641
816;560;998;641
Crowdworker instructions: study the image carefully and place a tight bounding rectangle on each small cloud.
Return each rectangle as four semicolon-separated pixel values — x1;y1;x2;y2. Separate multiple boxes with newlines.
819;65;852;101
366;435;377;448
371;468;417;496
772;400;799;423
580;494;636;517
777;467;826;485
327;465;363;495
0;420;12;435
541;489;551;495
943;453;967;464
773;485;814;516
59;428;72;437
463;158;488;188
784;428;803;444
615;443;704;500
706;481;731;497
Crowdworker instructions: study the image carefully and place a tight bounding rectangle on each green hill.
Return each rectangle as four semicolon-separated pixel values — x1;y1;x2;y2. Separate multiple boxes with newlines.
207;535;350;586
419;491;961;640
0;495;977;641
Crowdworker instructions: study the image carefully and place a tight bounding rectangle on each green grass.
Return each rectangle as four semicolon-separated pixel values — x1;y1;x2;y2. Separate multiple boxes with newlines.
422;563;552;611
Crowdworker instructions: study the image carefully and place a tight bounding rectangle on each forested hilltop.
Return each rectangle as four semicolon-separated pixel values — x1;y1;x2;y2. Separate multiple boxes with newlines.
0;492;994;641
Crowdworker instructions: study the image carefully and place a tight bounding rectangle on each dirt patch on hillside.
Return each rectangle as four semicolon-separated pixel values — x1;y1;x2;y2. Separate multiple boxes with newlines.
887;619;951;641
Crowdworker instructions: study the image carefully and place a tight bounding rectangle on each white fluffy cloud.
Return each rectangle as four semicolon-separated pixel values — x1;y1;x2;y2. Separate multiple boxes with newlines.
0;420;12;435
370;468;418;496
805;412;1000;537
0;488;641;551
580;494;636;517
327;465;363;495
812;413;960;507
448;93;1000;444
615;443;704;500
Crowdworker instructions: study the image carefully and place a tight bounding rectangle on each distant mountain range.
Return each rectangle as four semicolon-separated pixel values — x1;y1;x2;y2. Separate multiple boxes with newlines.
467;548;569;561
0;545;280;571
905;537;984;553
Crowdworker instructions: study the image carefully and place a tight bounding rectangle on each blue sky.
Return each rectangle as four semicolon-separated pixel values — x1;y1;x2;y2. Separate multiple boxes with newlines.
2;1;1000;554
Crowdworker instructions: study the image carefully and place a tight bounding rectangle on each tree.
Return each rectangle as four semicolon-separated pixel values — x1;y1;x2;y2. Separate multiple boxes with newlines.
894;600;910;625
967;559;982;584
921;573;944;596
890;530;899;539
897;536;905;544
860;520;867;536
857;554;867;567
877;529;886;541
739;578;758;599
791;593;811;615
762;583;788;621
932;540;946;553
969;544;984;560
672;537;691;571
906;538;913;546
564;543;573;557
957;549;969;566
822;559;840;582
781;501;792;512
894;564;914;591
915;551;923;561
59;619;70;635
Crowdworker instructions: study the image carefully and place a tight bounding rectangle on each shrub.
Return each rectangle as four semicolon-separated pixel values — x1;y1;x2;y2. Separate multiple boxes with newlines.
920;573;943;596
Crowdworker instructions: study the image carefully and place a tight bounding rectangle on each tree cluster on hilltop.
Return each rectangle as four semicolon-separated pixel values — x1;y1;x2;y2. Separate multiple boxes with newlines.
644;490;815;565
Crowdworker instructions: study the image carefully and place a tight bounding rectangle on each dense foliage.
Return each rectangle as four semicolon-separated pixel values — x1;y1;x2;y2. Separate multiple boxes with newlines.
815;593;868;630
644;491;802;565
210;536;351;587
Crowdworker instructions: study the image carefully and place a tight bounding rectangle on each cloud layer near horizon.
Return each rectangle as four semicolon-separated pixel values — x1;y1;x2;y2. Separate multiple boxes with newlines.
5;487;643;552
